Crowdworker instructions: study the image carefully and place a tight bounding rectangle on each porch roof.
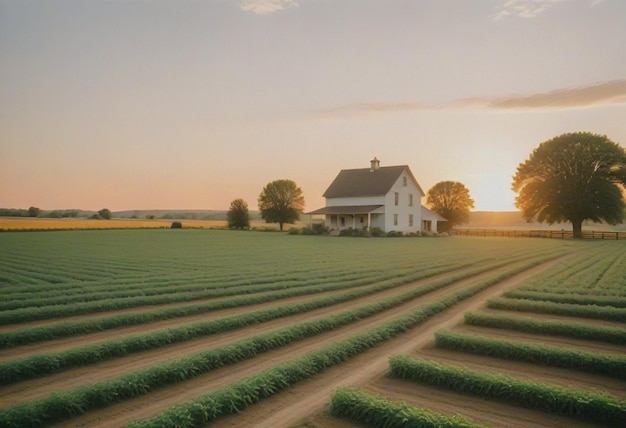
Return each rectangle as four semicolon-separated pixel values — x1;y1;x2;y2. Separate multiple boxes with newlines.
306;205;384;215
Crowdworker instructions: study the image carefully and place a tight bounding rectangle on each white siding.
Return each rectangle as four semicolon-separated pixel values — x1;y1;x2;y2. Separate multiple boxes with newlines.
382;172;423;233
326;196;385;206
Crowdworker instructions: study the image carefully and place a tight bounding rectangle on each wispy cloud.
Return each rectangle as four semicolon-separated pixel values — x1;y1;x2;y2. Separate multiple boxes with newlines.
313;80;626;117
491;0;608;20
491;80;626;109
240;0;299;15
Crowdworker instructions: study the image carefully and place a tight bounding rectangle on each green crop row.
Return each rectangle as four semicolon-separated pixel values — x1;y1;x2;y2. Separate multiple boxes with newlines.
434;330;626;379
2;260;427;310
329;387;484;428
514;249;617;292
487;297;626;322
0;259;538;427
0;270;362;311
464;311;626;344
0;258;469;348
389;355;626;426
0;269;403;325
515;248;626;296
0;254;535;347
502;290;626;307
4;248;518;326
0;259;504;384
125;261;545;427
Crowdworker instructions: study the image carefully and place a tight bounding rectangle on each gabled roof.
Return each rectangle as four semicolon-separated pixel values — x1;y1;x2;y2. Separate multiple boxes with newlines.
323;165;425;198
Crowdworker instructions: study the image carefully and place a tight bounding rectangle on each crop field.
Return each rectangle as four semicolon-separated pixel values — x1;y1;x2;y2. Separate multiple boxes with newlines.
0;217;287;231
0;229;624;427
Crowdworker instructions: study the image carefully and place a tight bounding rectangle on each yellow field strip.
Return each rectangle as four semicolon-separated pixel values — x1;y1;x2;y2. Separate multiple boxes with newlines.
0;218;286;231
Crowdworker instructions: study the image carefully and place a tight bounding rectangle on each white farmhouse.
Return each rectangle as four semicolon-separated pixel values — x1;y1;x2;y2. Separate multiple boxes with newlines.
307;158;446;234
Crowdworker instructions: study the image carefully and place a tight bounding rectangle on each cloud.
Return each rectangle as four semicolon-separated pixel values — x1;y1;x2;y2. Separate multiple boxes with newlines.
313;80;626;117
492;0;565;20
490;0;611;20
491;80;626;109
240;0;298;15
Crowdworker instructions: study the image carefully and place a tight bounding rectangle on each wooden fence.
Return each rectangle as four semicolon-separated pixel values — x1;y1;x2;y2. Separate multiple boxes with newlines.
453;229;626;240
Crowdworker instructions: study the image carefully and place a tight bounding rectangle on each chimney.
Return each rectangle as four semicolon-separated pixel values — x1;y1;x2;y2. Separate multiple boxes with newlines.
370;157;380;172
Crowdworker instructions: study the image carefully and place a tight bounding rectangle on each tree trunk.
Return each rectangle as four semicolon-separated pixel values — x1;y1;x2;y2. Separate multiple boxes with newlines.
279;222;284;231
572;220;583;239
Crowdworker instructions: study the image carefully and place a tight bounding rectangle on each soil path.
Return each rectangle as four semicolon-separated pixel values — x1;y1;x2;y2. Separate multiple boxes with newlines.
364;377;604;428
62;258;564;428
214;259;564;428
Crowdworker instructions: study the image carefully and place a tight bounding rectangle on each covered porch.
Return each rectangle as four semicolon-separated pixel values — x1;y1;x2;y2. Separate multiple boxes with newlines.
306;205;384;231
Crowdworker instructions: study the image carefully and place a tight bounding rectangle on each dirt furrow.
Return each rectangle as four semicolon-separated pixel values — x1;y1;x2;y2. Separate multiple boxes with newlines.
410;344;626;398
57;258;559;427
452;324;626;356
362;377;603;428
1;262;508;406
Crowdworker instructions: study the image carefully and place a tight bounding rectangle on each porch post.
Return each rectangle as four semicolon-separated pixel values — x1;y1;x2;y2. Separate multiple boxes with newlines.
367;212;371;229
352;214;356;229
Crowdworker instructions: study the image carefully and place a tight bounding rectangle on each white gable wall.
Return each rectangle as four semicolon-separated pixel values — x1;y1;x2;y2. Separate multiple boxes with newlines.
382;172;422;233
326;196;385;206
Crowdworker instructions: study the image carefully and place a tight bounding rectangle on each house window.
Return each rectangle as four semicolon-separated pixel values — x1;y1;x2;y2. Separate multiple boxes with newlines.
403;176;407;186
341;217;345;226
409;214;413;227
394;192;399;206
393;214;398;226
423;220;432;232
409;193;413;206
360;216;364;224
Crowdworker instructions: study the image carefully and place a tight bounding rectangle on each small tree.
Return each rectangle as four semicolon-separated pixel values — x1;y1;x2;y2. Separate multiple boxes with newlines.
258;179;305;231
28;206;41;217
98;208;112;220
512;132;626;238
427;181;474;231
227;198;250;229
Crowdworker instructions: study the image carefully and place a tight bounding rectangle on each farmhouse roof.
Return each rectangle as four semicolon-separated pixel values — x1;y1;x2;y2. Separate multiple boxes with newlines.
307;205;384;215
322;164;425;198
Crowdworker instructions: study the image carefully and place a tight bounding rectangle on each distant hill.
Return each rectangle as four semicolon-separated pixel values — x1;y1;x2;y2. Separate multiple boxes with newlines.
112;210;263;221
465;211;626;231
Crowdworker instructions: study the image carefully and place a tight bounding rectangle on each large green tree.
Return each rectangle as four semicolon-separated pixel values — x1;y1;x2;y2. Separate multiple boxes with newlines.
512;132;626;239
426;181;474;231
258;179;304;231
227;198;250;229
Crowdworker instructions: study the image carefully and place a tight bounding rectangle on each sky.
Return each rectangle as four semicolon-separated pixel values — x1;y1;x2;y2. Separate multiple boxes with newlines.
1;0;625;212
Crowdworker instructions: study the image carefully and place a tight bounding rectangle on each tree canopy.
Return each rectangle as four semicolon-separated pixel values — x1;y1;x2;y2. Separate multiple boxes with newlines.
512;132;626;238
227;198;250;229
426;181;474;231
258;179;305;231
98;208;112;220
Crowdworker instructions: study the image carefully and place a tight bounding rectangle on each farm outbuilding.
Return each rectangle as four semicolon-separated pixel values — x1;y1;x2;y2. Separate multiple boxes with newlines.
307;158;446;234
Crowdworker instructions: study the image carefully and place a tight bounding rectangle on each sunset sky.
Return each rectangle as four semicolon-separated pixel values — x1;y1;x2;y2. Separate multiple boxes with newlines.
1;0;625;212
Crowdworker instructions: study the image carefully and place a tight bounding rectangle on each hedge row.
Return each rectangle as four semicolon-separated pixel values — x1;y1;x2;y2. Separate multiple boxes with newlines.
487;298;626;322
0;259;536;427
502;290;626;308
329;388;484;428
434;330;626;379
464;312;626;344
389;356;626;426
